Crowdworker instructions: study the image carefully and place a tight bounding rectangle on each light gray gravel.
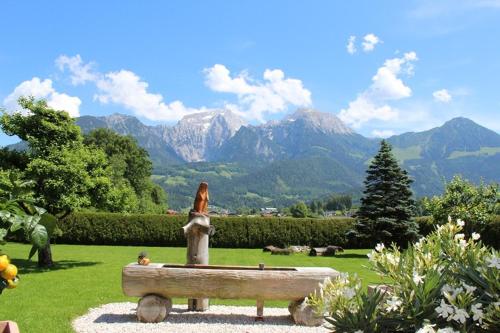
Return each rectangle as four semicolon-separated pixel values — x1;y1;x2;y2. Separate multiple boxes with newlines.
72;302;330;333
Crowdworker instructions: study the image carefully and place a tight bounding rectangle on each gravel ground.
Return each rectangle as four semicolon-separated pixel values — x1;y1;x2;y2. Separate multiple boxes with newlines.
73;302;330;333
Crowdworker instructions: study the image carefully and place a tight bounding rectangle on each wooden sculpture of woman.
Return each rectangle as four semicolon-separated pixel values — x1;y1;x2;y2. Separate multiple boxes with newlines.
192;182;209;216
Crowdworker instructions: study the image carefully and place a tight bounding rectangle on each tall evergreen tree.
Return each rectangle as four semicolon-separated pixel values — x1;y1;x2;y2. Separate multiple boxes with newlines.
349;140;418;247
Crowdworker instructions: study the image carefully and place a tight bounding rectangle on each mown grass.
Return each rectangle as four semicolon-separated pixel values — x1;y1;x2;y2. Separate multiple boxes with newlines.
0;243;379;332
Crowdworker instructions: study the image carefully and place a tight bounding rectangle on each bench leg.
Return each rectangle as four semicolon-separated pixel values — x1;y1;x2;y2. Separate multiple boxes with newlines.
288;299;323;326
137;294;172;323
255;299;264;321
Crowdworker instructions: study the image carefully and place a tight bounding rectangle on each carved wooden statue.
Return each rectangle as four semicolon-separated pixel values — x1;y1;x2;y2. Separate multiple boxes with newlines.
182;182;214;311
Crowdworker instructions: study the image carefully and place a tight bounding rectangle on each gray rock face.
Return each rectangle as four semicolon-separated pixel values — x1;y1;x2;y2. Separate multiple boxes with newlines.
76;109;245;163
282;108;354;135
214;108;369;164
166;110;245;162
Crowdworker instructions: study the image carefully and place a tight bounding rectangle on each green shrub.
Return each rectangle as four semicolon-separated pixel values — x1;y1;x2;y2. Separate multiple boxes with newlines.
57;213;355;248
415;216;435;236
482;215;500;249
308;218;500;332
416;215;500;249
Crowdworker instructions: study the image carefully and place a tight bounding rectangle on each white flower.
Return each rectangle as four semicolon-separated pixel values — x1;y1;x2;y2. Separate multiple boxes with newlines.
471;232;480;241
457;219;465;227
343;287;356;300
471;303;483;323
454;233;465;240
458;239;467;248
436;299;454;319
486;255;500;269
385;253;399;265
386;296;402;312
462;282;476;294
414;237;425;250
448;215;452;223
441;284;454;295
416;324;436;333
437;328;459;333
375;243;385;252
354;330;363;333
452;308;469;324
444;287;464;301
413;271;425;285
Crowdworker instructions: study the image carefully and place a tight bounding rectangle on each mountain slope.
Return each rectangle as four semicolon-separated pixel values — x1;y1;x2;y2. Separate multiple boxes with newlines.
77;114;183;165
388;117;500;196
76;109;245;164
215;109;376;168
7;110;498;209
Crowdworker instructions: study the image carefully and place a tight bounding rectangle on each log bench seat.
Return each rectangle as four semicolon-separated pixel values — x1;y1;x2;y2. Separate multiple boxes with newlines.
122;262;338;326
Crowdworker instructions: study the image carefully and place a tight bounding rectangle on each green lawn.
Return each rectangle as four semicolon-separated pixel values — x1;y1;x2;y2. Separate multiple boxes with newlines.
0;243;379;332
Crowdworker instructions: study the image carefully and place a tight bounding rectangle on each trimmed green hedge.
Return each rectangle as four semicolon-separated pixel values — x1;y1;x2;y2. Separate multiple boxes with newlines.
57;213;356;248
56;213;500;249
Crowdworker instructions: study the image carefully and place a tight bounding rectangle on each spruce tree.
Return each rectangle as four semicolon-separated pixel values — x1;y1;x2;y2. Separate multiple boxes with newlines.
349;140;418;248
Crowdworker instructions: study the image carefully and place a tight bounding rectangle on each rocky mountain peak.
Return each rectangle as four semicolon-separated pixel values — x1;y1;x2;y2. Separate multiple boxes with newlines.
176;109;245;133
167;109;246;162
282;108;354;134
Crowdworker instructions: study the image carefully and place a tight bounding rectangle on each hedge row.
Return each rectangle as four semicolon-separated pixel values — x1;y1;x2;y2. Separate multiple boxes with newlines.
57;213;356;248
55;213;500;249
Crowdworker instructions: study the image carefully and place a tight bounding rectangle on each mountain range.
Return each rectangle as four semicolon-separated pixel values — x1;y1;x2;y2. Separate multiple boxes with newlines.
74;109;500;209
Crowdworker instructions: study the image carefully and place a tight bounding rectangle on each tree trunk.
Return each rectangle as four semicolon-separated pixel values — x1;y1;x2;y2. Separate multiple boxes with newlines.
38;238;53;268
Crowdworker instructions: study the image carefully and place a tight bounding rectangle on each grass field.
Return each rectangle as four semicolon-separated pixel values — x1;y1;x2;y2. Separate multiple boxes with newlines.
0;243;379;332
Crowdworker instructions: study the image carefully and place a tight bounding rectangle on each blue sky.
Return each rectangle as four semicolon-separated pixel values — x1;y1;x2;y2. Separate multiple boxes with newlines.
1;0;500;146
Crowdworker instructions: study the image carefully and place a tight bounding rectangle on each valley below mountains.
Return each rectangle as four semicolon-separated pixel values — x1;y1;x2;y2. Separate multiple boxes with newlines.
76;109;500;210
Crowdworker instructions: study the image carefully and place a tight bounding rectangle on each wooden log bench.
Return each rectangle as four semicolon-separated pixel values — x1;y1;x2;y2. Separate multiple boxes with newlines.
309;245;344;256
122;262;338;326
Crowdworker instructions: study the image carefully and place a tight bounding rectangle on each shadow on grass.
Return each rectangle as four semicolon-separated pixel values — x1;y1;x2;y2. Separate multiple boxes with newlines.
327;253;368;259
10;259;102;274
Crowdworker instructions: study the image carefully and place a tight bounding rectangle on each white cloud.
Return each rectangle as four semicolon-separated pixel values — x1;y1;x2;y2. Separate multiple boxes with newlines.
371;129;395;138
204;64;312;122
95;70;202;121
346;36;357;54
370;52;416;100
339;97;398;128
56;55;312;122
3;77;81;117
433;89;452;103
56;54;97;85
362;34;381;52
338;52;418;128
57;55;203;121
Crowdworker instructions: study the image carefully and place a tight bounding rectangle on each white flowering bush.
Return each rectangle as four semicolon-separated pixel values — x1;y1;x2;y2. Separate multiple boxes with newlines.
308;218;500;332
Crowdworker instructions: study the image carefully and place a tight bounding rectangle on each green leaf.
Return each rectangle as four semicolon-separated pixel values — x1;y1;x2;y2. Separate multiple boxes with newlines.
39;213;57;237
34;206;47;216
25;214;42;233
30;224;48;248
9;215;24;232
0;228;7;242
0;182;11;192
28;244;38;260
0;211;11;221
